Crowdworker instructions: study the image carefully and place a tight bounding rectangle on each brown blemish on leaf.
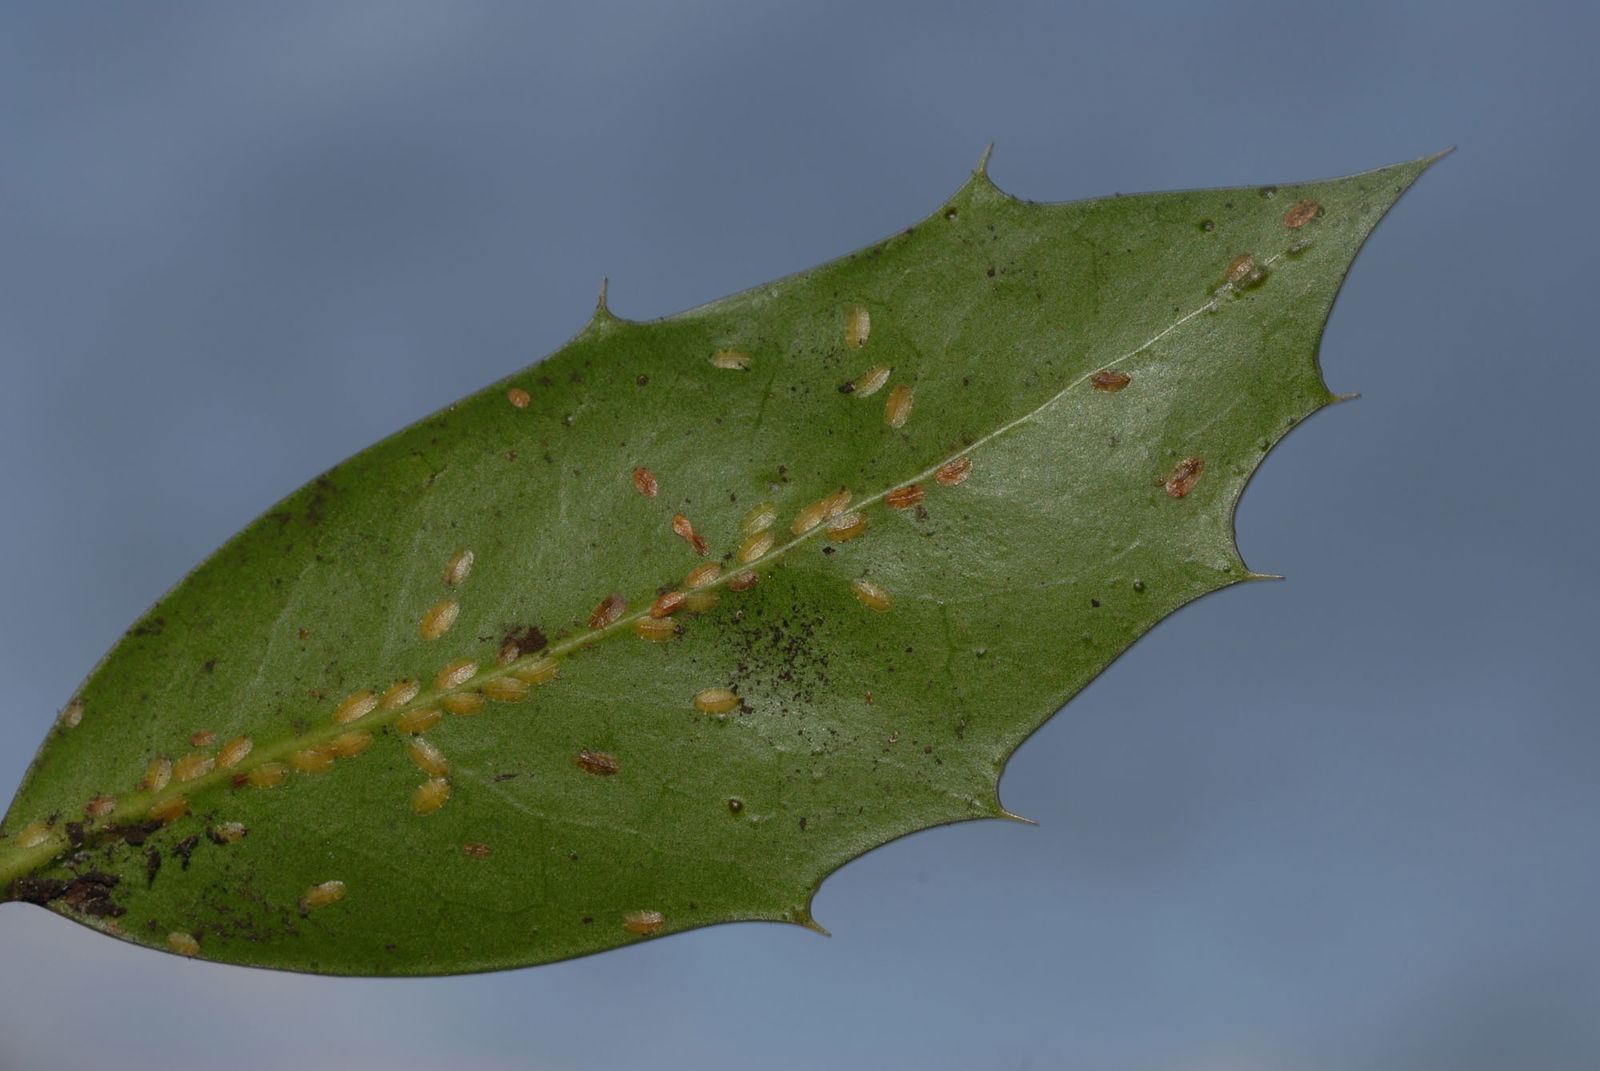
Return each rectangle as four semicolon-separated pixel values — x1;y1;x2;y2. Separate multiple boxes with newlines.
462;842;492;859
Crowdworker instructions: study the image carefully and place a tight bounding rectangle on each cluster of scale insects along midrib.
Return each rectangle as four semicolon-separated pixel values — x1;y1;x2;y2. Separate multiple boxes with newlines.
5;190;1328;957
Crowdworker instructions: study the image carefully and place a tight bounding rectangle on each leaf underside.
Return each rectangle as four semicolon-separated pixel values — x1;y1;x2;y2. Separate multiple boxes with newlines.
0;154;1437;974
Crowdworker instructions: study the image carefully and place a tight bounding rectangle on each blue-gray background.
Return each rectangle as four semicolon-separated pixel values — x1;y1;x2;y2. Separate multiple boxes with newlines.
1;4;1594;1069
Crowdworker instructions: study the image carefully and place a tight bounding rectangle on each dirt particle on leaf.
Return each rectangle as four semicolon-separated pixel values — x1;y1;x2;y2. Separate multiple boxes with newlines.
502;625;549;657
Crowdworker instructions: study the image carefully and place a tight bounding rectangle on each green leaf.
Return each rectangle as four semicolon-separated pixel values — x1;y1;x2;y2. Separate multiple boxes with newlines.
0;152;1440;974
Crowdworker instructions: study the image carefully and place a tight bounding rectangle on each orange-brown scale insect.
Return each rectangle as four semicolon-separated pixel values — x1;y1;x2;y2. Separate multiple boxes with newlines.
826;513;867;541
172;753;215;783
506;387;532;409
1283;198;1321;228
247;763;289;788
435;658;479;691
574;749;621;776
740;501;776;535
885;484;925;509
443;692;486;716
442;548;475;587
419;598;461;641
791;499;829;535
483;677;530;702
622;909;665;936
728;570;759;592
328;731;373;758
684;563;721;588
935;457;972;486
188;730;216;748
412;778;451;815
1225;254;1265;288
671;514;710;556
633;617;678;642
651;591;687;618
708;348;752;370
407;737;449;778
289;749;334;775
1091;369;1132;392
512;658;559;685
846;364;891;398
884;383;914;428
589;591;628;630
333;689;378;725
632;467;658;498
694;687;739;714
738;530;774;564
396;707;443;734
167;932;200;957
682;591;720;613
1165;456;1205;498
851;578;892;611
140;756;173;794
14;820;51;848
84;796;117;820
300;880;347;910
149;796;190;823
845;304;871;349
212;821;247;844
462;842;492;859
380;678;421;709
216;736;253;770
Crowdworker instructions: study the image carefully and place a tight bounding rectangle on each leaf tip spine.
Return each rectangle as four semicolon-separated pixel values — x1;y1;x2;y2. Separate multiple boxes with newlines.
975;140;994;179
1241;570;1286;583
790;905;831;937
585;277;627;332
997;807;1039;826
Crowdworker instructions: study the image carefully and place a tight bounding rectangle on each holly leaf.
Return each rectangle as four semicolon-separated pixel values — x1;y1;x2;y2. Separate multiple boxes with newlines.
0;152;1440;974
